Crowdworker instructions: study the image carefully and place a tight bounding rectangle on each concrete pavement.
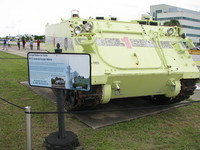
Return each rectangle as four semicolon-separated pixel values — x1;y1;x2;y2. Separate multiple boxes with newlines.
0;45;47;57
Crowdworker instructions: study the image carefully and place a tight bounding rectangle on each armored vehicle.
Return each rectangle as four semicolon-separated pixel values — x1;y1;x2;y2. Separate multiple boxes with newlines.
72;76;89;89
45;11;200;110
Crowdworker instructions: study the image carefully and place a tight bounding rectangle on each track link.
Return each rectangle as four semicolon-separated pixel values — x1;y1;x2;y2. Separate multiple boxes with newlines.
64;85;102;111
147;79;198;105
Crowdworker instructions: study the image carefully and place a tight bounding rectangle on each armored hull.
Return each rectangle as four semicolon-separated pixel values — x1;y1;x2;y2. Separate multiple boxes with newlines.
46;13;200;110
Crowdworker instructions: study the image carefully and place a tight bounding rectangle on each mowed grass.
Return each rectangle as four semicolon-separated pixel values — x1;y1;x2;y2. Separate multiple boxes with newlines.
0;51;200;150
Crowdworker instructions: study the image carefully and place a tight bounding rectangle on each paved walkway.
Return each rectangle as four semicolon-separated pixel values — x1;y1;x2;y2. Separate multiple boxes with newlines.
0;45;47;57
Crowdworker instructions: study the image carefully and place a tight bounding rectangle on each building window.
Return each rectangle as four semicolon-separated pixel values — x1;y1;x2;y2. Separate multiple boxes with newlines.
182;25;200;30
157;17;200;22
186;34;200;38
156;10;162;14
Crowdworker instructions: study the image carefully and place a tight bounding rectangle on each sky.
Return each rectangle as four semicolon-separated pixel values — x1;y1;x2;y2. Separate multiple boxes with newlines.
0;0;199;37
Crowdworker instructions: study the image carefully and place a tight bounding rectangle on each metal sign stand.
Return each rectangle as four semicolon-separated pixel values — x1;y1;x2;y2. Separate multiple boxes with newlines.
43;45;81;150
57;89;65;139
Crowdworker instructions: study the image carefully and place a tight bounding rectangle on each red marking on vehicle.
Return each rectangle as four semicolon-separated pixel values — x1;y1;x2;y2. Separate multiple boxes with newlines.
121;37;132;49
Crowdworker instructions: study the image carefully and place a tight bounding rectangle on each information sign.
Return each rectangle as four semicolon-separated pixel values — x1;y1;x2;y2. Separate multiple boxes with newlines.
27;52;91;91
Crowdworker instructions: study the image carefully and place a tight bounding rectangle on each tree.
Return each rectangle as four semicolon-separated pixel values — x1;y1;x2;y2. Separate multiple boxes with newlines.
34;35;45;41
21;36;25;41
163;19;181;27
21;34;34;41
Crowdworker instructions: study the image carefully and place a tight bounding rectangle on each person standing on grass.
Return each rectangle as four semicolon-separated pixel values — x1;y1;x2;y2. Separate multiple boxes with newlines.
2;39;8;50
22;39;26;49
7;39;11;48
17;39;20;50
30;40;33;50
37;39;40;50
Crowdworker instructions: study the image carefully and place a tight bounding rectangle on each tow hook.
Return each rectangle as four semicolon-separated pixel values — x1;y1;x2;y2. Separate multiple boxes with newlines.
112;82;121;96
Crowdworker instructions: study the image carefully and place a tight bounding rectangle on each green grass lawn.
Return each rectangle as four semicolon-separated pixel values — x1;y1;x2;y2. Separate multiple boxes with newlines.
0;51;200;150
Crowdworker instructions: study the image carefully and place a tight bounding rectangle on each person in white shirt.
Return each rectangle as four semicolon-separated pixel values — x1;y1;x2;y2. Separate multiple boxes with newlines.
7;39;11;48
30;40;33;50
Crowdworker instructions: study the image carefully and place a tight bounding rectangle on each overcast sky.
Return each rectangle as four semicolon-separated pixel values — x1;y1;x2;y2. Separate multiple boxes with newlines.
0;0;199;37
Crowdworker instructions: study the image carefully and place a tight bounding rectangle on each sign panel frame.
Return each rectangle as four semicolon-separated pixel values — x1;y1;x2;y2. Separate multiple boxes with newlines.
27;52;91;91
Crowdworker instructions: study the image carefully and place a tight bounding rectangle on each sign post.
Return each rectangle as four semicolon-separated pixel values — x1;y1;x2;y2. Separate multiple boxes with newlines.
56;89;65;139
27;45;90;149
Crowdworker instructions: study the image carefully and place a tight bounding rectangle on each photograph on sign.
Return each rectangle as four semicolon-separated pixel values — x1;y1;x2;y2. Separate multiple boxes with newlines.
27;53;91;91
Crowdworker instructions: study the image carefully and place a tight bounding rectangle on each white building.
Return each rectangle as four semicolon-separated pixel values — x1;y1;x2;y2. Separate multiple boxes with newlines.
150;4;200;45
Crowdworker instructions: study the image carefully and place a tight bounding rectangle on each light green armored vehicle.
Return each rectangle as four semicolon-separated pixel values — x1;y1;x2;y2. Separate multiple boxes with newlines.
45;11;200;110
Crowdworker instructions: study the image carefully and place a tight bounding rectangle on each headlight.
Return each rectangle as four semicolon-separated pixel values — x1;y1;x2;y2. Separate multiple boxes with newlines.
167;28;174;35
74;26;82;34
181;33;186;39
83;22;93;32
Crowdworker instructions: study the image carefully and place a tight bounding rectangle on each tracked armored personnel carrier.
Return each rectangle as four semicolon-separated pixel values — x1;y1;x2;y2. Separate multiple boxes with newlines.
45;11;200;110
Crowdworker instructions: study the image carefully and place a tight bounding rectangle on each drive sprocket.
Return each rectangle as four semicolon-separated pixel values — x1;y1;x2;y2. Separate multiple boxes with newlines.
64;85;102;111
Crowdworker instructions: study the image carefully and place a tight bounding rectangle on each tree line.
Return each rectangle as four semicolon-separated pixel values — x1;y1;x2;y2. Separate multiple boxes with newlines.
1;35;45;41
21;35;45;41
163;19;181;27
